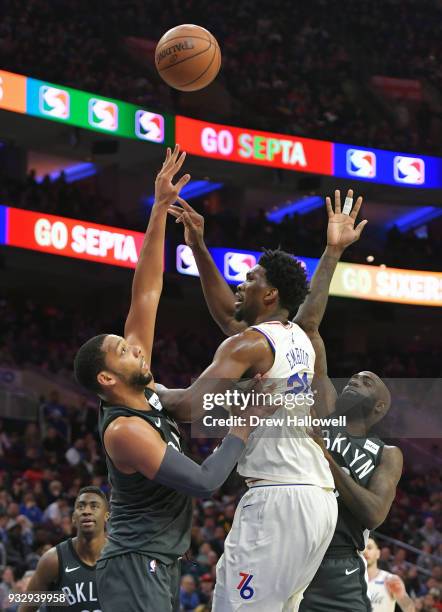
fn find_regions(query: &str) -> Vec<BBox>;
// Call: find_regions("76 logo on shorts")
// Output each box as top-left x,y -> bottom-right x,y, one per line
237,572 -> 254,600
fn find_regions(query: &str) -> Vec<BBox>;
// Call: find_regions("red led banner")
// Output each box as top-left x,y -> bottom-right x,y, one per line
175,116 -> 333,175
7,208 -> 146,268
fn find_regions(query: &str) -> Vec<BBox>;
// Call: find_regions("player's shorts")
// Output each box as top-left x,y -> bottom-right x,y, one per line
212,483 -> 338,612
96,552 -> 180,612
299,552 -> 370,612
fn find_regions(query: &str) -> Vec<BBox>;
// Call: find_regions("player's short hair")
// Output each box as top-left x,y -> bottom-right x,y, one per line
258,249 -> 309,316
369,535 -> 380,548
76,486 -> 109,509
73,334 -> 108,394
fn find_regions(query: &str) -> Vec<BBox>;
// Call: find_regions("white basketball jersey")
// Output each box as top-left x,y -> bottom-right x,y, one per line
368,570 -> 396,612
237,321 -> 334,488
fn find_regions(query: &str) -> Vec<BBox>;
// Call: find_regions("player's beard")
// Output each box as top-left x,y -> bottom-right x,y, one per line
335,390 -> 376,420
127,369 -> 153,389
234,304 -> 244,322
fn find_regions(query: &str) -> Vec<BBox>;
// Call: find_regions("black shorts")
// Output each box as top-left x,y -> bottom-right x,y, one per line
299,554 -> 371,612
96,553 -> 181,612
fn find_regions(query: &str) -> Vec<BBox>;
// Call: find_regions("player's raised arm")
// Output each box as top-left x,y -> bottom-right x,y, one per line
294,189 -> 367,415
124,145 -> 190,369
168,199 -> 247,336
18,548 -> 59,612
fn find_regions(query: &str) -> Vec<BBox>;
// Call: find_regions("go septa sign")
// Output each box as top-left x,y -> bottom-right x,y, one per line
4,206 -> 146,268
175,116 -> 333,175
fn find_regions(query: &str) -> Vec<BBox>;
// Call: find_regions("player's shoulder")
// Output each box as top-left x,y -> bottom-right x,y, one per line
218,326 -> 271,353
381,445 -> 403,463
36,545 -> 59,576
106,414 -> 158,437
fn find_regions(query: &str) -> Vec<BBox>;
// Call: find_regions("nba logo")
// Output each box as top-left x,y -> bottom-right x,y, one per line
149,560 -> 156,573
39,86 -> 70,119
393,156 -> 425,185
135,111 -> 164,143
224,253 -> 256,282
88,99 -> 118,131
346,149 -> 376,178
176,245 -> 199,277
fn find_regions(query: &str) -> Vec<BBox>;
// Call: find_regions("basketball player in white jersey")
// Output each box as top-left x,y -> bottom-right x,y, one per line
365,538 -> 415,612
161,194 -> 363,610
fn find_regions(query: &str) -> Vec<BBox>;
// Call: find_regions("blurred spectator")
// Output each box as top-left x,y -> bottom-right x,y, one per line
420,518 -> 442,549
180,574 -> 201,611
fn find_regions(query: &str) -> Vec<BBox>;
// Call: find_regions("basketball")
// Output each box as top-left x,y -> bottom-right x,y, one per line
155,24 -> 221,92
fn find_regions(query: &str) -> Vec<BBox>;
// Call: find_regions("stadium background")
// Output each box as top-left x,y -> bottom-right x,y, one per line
0,0 -> 441,610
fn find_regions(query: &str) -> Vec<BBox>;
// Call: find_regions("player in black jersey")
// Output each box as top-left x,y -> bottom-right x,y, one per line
293,191 -> 403,612
18,486 -> 108,612
73,146 -> 268,612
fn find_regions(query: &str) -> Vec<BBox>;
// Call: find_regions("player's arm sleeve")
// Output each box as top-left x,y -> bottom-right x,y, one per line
18,548 -> 59,612
155,434 -> 245,498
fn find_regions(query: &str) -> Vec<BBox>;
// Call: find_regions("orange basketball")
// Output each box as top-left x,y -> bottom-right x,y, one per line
155,24 -> 221,92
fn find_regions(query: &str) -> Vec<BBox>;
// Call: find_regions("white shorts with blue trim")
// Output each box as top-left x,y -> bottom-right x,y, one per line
212,483 -> 338,612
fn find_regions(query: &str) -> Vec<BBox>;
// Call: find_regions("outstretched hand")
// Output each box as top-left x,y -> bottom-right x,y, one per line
168,198 -> 205,249
154,144 -> 191,208
326,189 -> 367,252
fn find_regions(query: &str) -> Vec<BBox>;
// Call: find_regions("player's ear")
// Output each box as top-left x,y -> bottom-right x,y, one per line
263,287 -> 278,306
374,400 -> 386,415
104,511 -> 110,523
97,371 -> 116,388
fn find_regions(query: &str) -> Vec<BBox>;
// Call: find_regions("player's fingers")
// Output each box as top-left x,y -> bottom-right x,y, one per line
172,151 -> 186,175
181,211 -> 194,228
176,196 -> 196,214
167,207 -> 181,219
355,219 -> 368,236
342,189 -> 354,215
174,173 -> 191,192
168,204 -> 184,213
164,144 -> 179,172
160,147 -> 171,170
325,196 -> 333,217
350,195 -> 363,219
334,189 -> 341,214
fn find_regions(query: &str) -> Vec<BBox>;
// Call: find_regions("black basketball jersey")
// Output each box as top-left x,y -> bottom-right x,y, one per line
98,387 -> 192,564
322,419 -> 385,553
52,538 -> 101,611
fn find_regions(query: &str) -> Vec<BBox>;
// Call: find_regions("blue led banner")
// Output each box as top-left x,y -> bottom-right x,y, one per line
333,143 -> 442,189
176,244 -> 319,283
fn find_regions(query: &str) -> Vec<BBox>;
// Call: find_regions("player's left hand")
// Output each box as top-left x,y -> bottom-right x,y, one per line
326,189 -> 367,251
154,144 -> 191,208
167,198 -> 205,249
385,575 -> 406,599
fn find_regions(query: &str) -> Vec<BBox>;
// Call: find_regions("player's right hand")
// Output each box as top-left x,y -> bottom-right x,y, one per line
167,198 -> 205,249
326,188 -> 367,252
154,144 -> 191,208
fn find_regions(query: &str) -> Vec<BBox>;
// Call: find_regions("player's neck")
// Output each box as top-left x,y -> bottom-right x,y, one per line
253,310 -> 289,326
73,533 -> 106,566
110,388 -> 152,411
368,564 -> 380,581
345,418 -> 368,437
